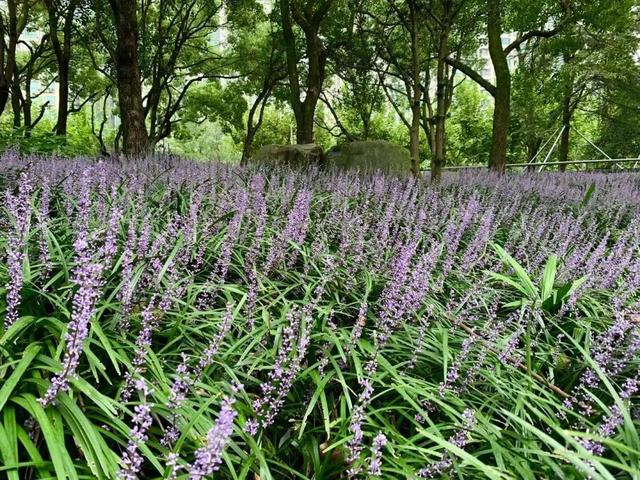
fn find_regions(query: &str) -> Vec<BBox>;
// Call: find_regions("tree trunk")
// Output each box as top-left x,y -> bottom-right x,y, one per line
431,30 -> 450,183
280,0 -> 330,145
408,1 -> 421,177
22,68 -> 32,134
280,0 -> 303,143
298,101 -> 316,144
44,0 -> 76,136
294,35 -> 323,143
109,0 -> 150,156
56,61 -> 70,135
558,80 -> 572,171
11,66 -> 21,128
241,85 -> 272,165
487,0 -> 510,173
0,25 -> 8,115
3,0 -> 20,121
490,81 -> 510,173
409,102 -> 421,177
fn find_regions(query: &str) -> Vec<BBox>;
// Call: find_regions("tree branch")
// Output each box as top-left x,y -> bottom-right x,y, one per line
504,28 -> 559,54
445,57 -> 497,97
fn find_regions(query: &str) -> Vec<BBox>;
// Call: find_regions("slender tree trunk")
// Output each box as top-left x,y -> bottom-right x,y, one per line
11,67 -> 21,128
0,24 -> 8,115
558,80 -> 572,171
22,67 -> 32,134
280,0 -> 330,145
420,74 -> 435,160
297,27 -> 326,144
408,1 -> 421,177
487,0 -> 510,173
242,128 -> 258,165
109,0 -> 150,156
241,85 -> 272,165
431,29 -> 450,183
44,0 -> 76,136
56,61 -> 70,134
4,0 -> 20,122
363,116 -> 371,139
409,102 -> 421,177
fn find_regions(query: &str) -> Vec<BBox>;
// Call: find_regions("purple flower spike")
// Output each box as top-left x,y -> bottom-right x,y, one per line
368,432 -> 387,476
39,236 -> 104,406
188,396 -> 237,480
118,378 -> 154,480
4,172 -> 34,328
417,409 -> 476,478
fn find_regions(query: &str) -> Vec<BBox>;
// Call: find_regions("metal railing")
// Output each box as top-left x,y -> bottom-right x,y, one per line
439,157 -> 640,171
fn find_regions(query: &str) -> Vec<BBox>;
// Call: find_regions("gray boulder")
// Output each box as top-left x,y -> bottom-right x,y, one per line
252,143 -> 325,168
326,140 -> 411,174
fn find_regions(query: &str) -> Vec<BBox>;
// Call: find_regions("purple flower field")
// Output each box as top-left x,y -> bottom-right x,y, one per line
1,152 -> 639,479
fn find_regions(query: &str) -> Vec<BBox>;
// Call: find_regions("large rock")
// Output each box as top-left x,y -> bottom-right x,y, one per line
252,143 -> 325,168
326,140 -> 411,174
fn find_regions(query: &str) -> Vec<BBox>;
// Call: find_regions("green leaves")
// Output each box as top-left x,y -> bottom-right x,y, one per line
581,182 -> 597,208
0,343 -> 41,412
489,244 -> 587,313
13,394 -> 80,480
492,244 -> 538,300
540,254 -> 557,302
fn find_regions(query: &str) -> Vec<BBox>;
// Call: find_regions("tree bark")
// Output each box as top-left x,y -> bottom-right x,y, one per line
56,59 -> 70,135
241,83 -> 273,165
558,79 -> 572,171
44,0 -> 77,136
108,0 -> 150,156
409,103 -> 421,177
279,0 -> 331,145
487,0 -> 510,173
11,65 -> 21,128
408,0 -> 421,177
431,28 -> 450,183
0,20 -> 8,115
1,0 -> 20,119
22,63 -> 32,133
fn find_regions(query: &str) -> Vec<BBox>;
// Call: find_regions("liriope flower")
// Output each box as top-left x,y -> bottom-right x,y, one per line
247,306 -> 312,432
121,298 -> 159,403
368,432 -> 387,476
162,304 -> 234,448
417,409 -> 477,478
118,378 -> 154,480
188,395 -> 238,480
4,172 -> 34,328
39,235 -> 104,406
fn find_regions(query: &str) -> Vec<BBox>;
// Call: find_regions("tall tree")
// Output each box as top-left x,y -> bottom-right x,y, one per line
319,6 -> 382,142
554,0 -> 638,168
279,0 -> 334,144
107,0 -> 150,155
372,0 -> 475,179
0,0 -> 31,117
43,0 -> 78,136
448,0 -> 570,172
14,30 -> 53,133
139,0 -> 225,146
423,0 -> 473,181
374,0 -> 430,177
